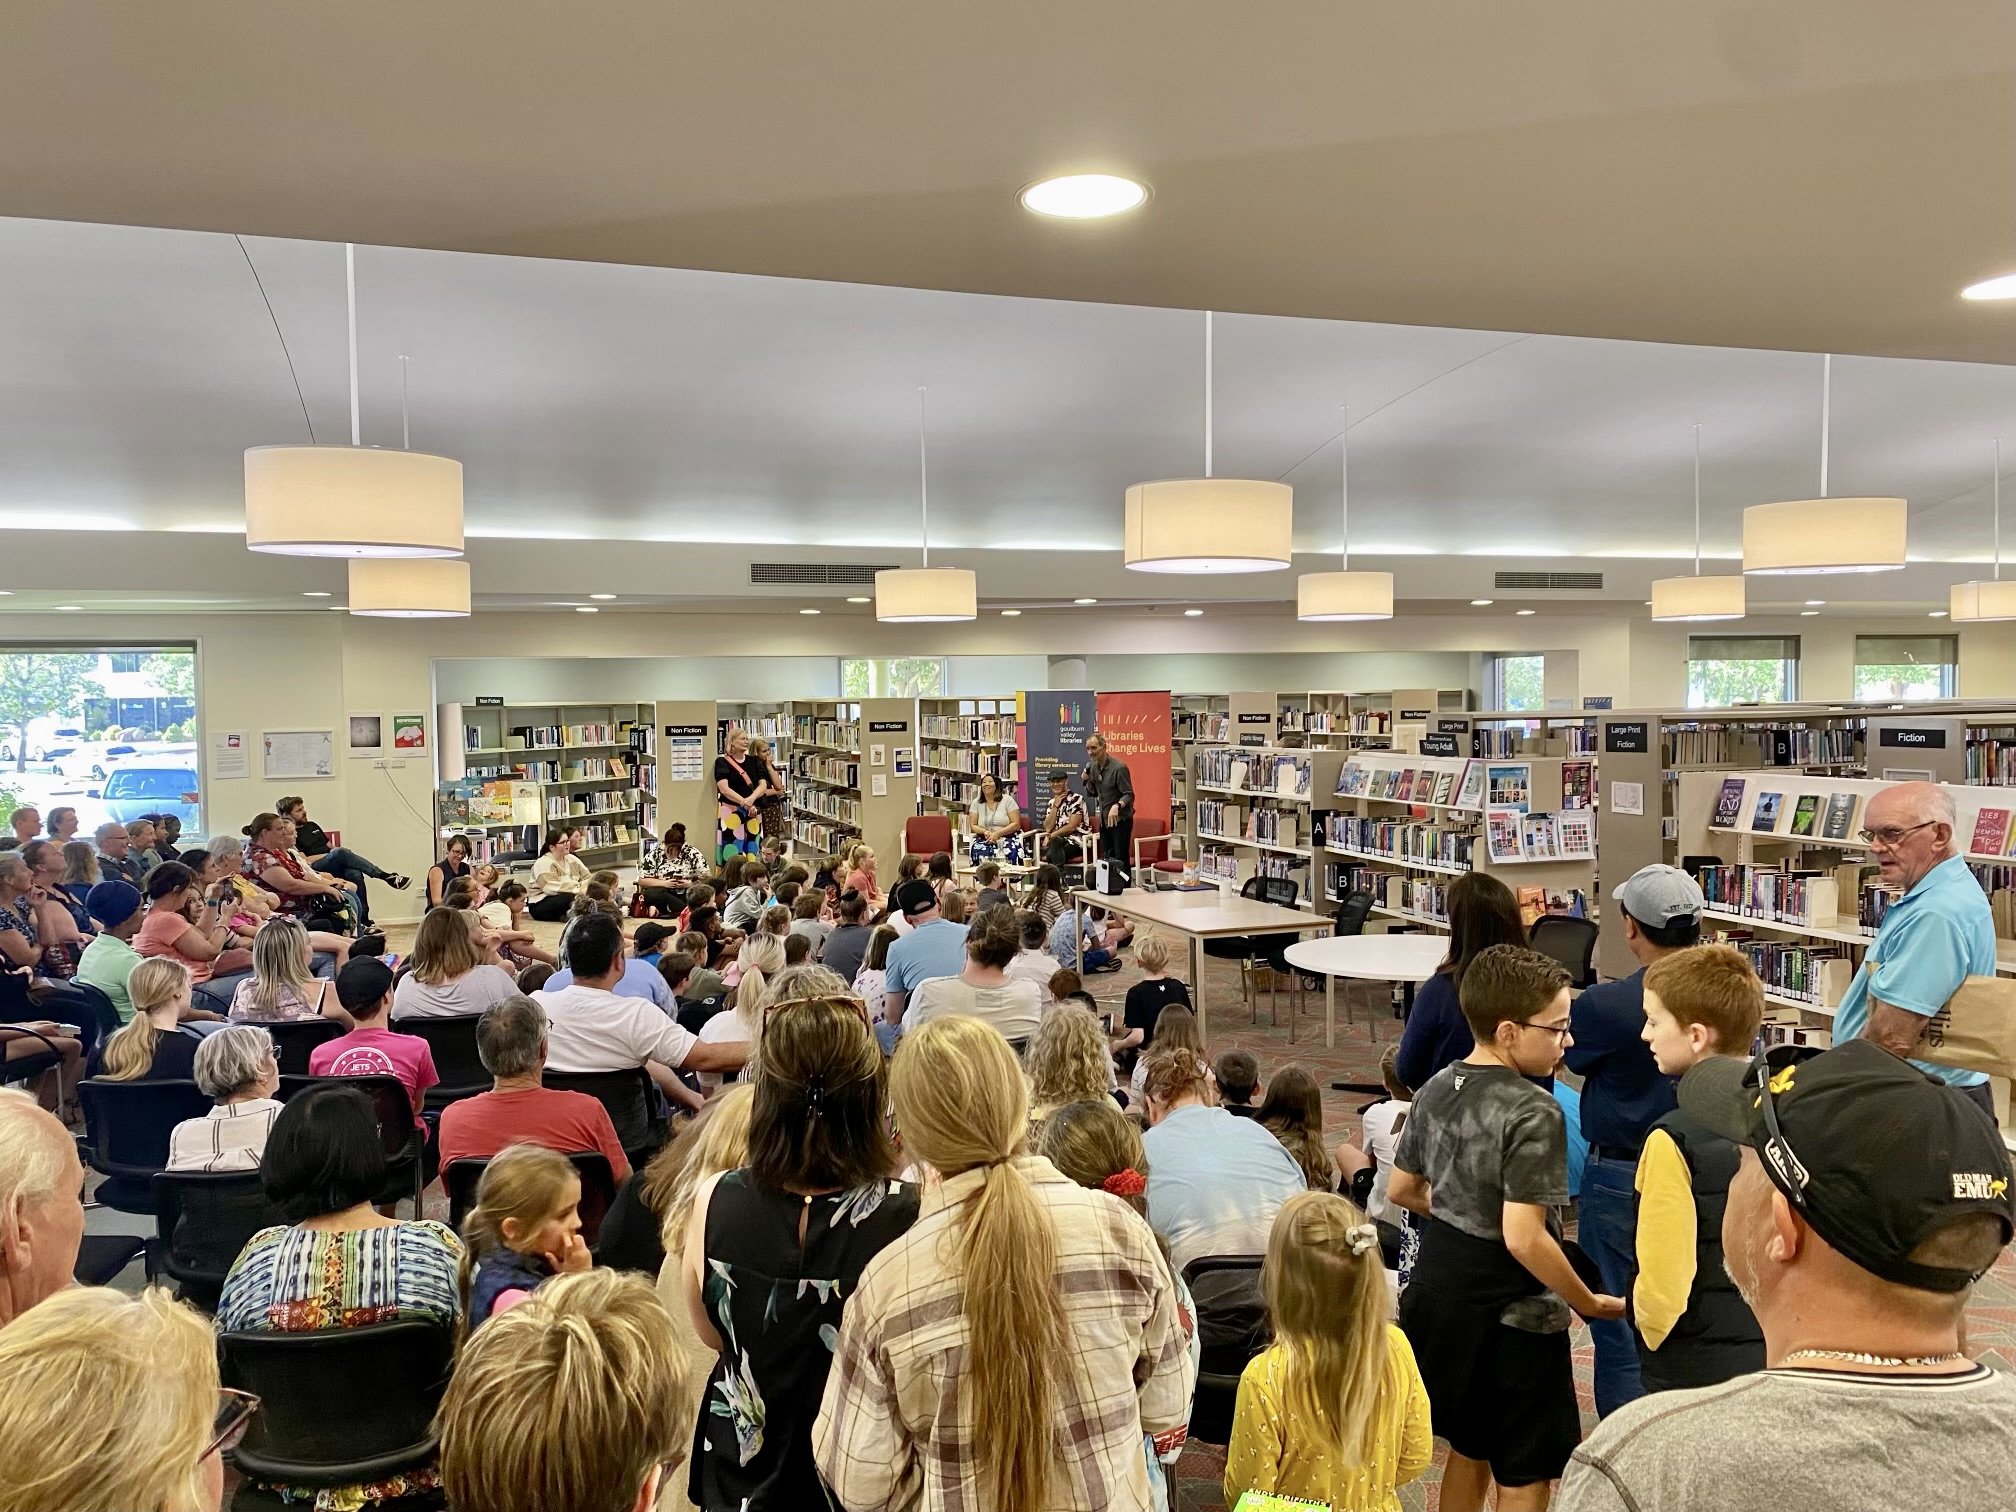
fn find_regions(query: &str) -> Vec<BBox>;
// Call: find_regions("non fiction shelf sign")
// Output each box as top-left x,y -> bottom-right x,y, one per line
1418,732 -> 1461,757
474,696 -> 504,707
663,724 -> 707,739
1399,708 -> 1433,722
1237,712 -> 1271,725
1604,721 -> 1650,754
1879,727 -> 1947,749
868,720 -> 908,733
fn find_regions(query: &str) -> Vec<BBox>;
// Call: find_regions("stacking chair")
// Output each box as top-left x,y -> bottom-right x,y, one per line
77,1078 -> 211,1216
443,1151 -> 617,1242
152,1169 -> 284,1314
542,1066 -> 666,1170
1529,914 -> 1601,990
393,1015 -> 489,1112
1181,1254 -> 1270,1444
276,1074 -> 427,1215
262,1018 -> 342,1076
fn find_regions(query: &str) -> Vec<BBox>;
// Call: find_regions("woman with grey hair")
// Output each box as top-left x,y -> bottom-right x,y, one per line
166,1023 -> 283,1172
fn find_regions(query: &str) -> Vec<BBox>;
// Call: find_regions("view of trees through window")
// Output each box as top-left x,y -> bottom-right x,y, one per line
1851,635 -> 1957,702
1489,654 -> 1545,711
840,657 -> 946,698
0,646 -> 201,836
1686,636 -> 1799,708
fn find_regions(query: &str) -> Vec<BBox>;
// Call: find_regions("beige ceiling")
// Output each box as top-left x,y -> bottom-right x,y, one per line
7,3 -> 2016,362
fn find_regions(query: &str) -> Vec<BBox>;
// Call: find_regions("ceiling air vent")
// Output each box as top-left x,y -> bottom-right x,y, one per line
1493,571 -> 1603,591
749,562 -> 898,587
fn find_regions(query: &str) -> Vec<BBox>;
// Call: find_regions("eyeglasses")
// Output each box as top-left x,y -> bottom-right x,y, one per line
1856,820 -> 1938,848
201,1389 -> 260,1462
1520,1019 -> 1573,1040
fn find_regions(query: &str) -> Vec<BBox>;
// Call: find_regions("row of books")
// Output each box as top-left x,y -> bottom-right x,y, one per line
1711,779 -> 1863,840
790,754 -> 859,789
440,825 -> 539,865
1198,799 -> 1304,849
1336,761 -> 1482,809
1513,884 -> 1590,924
568,818 -> 637,852
791,717 -> 860,753
1197,845 -> 1241,887
1693,863 -> 1847,928
724,713 -> 791,743
920,743 -> 1014,778
793,817 -> 856,853
789,783 -> 861,827
544,792 -> 639,821
918,772 -> 987,808
506,722 -> 632,750
1195,749 -> 1312,795
1483,808 -> 1595,864
1175,711 -> 1232,743
919,714 -> 1016,746
1965,735 -> 2016,787
1325,865 -> 1453,924
1708,931 -> 1854,1009
1322,816 -> 1475,871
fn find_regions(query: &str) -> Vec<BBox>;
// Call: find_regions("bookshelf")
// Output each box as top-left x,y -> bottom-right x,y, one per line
1188,744 -> 1320,903
917,696 -> 1019,840
1317,749 -> 1598,935
787,700 -> 863,857
443,700 -> 656,868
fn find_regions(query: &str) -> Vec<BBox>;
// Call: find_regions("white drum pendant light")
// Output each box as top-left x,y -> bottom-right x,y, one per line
1297,405 -> 1392,620
245,245 -> 465,558
1951,439 -> 2016,621
1126,311 -> 1293,573
1652,426 -> 1745,621
876,387 -> 976,622
1743,355 -> 1906,574
347,557 -> 471,617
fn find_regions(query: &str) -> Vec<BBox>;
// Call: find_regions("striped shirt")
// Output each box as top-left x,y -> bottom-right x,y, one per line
166,1098 -> 284,1173
813,1155 -> 1194,1512
216,1219 -> 463,1335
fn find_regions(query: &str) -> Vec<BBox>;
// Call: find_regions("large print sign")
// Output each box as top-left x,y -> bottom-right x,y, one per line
1094,690 -> 1173,834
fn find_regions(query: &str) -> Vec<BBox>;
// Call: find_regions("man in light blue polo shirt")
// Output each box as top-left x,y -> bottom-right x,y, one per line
1832,781 -> 1995,1119
880,878 -> 969,1029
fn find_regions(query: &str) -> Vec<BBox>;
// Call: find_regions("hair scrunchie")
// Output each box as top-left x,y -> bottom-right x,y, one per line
1101,1169 -> 1147,1198
1345,1222 -> 1379,1258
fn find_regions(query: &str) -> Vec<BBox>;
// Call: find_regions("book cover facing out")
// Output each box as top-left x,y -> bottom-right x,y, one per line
1751,791 -> 1784,833
1972,807 -> 2012,858
1788,794 -> 1820,838
1712,777 -> 1746,829
1821,792 -> 1858,841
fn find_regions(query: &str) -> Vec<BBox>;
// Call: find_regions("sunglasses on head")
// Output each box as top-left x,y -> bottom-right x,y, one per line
763,993 -> 872,1029
1749,1046 -> 1811,1208
202,1388 -> 259,1462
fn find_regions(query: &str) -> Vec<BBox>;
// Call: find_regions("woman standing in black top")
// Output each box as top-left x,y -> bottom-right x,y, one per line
714,728 -> 769,865
680,994 -> 918,1509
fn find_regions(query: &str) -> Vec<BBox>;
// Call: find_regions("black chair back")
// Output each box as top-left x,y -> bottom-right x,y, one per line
78,1078 -> 212,1211
152,1170 -> 284,1314
393,1015 -> 489,1111
1333,890 -> 1374,937
1257,875 -> 1299,909
263,1017 -> 343,1076
443,1151 -> 617,1243
1181,1254 -> 1270,1444
542,1067 -> 661,1160
1529,914 -> 1601,990
220,1320 -> 455,1488
0,1023 -> 62,1087
277,1074 -> 425,1211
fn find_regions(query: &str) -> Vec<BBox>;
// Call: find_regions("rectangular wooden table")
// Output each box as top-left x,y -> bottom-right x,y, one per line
1069,886 -> 1334,1042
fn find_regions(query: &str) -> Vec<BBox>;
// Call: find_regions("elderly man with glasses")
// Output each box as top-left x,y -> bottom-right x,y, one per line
1832,781 -> 1996,1120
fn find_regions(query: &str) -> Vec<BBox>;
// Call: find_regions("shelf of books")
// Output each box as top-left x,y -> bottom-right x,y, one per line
449,700 -> 655,866
916,696 -> 1019,840
787,700 -> 863,855
1456,709 -> 1601,758
1319,749 -> 1597,934
1187,745 -> 1320,903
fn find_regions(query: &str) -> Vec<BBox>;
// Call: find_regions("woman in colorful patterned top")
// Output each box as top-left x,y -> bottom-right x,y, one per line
218,1082 -> 462,1511
640,822 -> 711,915
243,811 -> 358,935
681,994 -> 918,1510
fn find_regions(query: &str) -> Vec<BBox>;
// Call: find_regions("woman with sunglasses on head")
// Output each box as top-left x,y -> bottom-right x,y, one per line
680,994 -> 918,1510
0,1284 -> 247,1512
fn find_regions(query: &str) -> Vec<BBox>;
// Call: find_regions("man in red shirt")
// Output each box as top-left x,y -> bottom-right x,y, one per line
436,994 -> 630,1181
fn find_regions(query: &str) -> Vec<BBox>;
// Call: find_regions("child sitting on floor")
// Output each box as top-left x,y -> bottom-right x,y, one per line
1214,1048 -> 1262,1117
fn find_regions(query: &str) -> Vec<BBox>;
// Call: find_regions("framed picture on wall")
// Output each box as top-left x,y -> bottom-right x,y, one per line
347,712 -> 384,760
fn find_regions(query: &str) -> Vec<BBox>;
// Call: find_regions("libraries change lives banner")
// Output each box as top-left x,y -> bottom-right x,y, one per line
1093,690 -> 1173,834
1020,689 -> 1094,814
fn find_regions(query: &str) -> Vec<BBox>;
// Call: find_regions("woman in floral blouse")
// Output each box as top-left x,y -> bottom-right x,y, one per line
640,822 -> 711,916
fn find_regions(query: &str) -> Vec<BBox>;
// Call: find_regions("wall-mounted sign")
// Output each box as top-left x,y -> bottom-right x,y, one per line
1437,718 -> 1471,734
1604,721 -> 1650,754
1238,733 -> 1268,747
1878,727 -> 1947,749
663,724 -> 707,739
1399,708 -> 1433,722
868,720 -> 908,733
1237,712 -> 1271,725
474,696 -> 504,707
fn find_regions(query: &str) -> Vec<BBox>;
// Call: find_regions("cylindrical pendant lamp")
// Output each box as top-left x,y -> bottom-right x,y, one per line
1124,479 -> 1294,573
1742,497 -> 1907,574
247,446 -> 465,558
347,557 -> 471,617
1297,569 -> 1395,621
873,566 -> 978,622
1650,574 -> 1746,621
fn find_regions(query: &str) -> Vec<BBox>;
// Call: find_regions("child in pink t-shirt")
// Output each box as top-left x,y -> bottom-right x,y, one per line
308,957 -> 438,1122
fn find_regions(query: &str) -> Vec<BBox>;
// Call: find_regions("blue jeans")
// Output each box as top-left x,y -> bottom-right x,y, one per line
1580,1152 -> 1646,1417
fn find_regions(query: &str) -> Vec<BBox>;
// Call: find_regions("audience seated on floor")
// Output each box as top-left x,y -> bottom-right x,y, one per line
1258,1064 -> 1339,1191
0,1089 -> 85,1326
904,906 -> 1042,1044
167,1024 -> 282,1173
437,994 -> 631,1182
1025,999 -> 1118,1119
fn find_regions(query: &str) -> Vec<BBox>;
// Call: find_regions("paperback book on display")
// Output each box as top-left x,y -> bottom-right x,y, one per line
1711,777 -> 1747,830
1750,791 -> 1784,833
1788,794 -> 1820,838
1335,763 -> 1369,797
1821,792 -> 1859,842
1561,760 -> 1595,811
1972,807 -> 2013,858
1431,769 -> 1457,806
1486,806 -> 1525,864
1453,761 -> 1487,811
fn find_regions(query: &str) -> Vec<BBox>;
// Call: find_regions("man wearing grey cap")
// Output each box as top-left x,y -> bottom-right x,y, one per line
1564,862 -> 1704,1417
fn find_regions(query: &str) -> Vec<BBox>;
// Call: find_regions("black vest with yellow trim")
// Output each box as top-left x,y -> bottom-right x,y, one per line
1631,1105 -> 1766,1392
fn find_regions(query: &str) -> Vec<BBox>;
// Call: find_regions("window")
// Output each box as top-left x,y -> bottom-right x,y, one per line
1686,635 -> 1799,708
0,646 -> 202,839
840,657 -> 946,698
1484,654 -> 1544,712
1853,635 -> 1957,702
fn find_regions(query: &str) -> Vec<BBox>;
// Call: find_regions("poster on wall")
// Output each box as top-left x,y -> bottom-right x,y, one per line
346,712 -> 384,760
391,714 -> 427,752
1020,688 -> 1094,813
263,730 -> 335,780
1092,690 -> 1174,835
209,730 -> 250,782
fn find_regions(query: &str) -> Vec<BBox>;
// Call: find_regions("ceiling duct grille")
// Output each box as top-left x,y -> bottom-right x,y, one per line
1493,570 -> 1604,591
750,562 -> 898,586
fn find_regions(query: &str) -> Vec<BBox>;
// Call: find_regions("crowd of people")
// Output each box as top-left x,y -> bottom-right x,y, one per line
0,773 -> 2012,1512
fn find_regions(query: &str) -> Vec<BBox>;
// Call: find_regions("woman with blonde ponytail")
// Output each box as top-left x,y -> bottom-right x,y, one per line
92,956 -> 204,1082
815,1015 -> 1193,1512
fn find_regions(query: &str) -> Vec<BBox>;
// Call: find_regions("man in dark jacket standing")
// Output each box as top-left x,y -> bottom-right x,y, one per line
1081,733 -> 1134,875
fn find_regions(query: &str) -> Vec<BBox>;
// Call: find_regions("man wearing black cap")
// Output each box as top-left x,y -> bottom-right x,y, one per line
1556,1039 -> 2016,1510
878,877 -> 968,1037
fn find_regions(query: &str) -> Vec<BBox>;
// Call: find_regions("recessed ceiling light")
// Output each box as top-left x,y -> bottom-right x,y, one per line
1000,609 -> 1022,617
1962,272 -> 2016,301
1020,174 -> 1147,219
1930,610 -> 1949,618
1470,599 -> 1493,606
329,604 -> 348,611
589,593 -> 617,601
1801,610 -> 1820,617
846,596 -> 871,604
0,591 -> 11,596
1804,599 -> 1826,606
800,608 -> 821,616
54,605 -> 82,612
302,591 -> 332,598
1074,597 -> 1098,605
1515,608 -> 1536,616
1183,608 -> 1204,617
575,606 -> 599,614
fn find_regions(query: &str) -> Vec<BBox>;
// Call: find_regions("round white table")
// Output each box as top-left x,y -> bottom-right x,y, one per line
1285,932 -> 1448,1055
